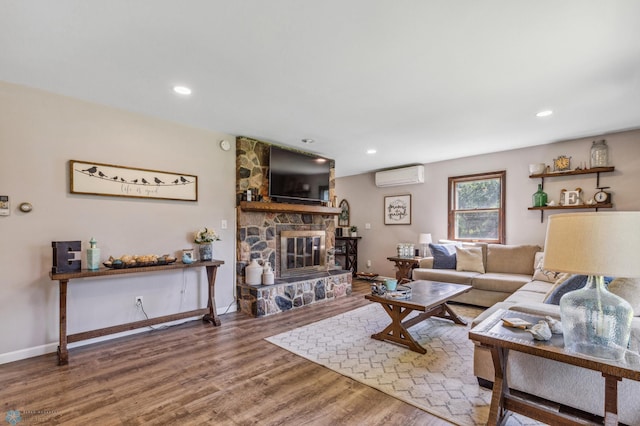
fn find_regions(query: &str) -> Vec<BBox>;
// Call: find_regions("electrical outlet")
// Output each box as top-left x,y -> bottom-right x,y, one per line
366,260 -> 372,268
135,296 -> 143,307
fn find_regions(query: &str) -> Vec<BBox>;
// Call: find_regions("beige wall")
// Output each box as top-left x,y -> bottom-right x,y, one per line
0,82 -> 237,362
336,131 -> 640,278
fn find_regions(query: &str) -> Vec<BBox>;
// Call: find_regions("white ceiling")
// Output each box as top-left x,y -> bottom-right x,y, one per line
2,1 -> 639,177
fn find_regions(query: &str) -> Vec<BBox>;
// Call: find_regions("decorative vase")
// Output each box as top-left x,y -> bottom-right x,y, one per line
86,237 -> 100,271
532,184 -> 548,207
198,243 -> 213,261
590,140 -> 608,168
559,275 -> 633,360
245,259 -> 262,285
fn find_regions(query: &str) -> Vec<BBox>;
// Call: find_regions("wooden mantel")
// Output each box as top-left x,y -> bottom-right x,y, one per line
239,201 -> 341,215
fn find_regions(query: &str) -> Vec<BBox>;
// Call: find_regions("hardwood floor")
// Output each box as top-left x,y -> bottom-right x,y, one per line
0,280 -> 453,425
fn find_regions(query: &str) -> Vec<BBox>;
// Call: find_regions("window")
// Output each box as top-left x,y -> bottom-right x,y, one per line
448,171 -> 505,243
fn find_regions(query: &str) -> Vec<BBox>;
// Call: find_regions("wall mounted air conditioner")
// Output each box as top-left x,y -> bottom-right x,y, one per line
375,165 -> 425,187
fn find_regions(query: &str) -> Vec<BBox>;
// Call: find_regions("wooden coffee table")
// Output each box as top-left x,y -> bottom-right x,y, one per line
365,280 -> 471,354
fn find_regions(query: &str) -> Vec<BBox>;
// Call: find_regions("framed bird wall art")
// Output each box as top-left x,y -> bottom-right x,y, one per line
69,160 -> 198,201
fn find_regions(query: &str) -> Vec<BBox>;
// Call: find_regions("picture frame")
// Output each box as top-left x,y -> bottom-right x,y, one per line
69,160 -> 198,201
338,199 -> 350,227
384,194 -> 411,225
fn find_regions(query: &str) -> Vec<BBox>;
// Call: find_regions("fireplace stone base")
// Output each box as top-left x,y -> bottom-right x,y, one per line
237,270 -> 352,317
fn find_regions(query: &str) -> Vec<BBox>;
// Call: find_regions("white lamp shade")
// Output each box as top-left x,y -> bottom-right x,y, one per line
418,233 -> 432,245
543,212 -> 640,277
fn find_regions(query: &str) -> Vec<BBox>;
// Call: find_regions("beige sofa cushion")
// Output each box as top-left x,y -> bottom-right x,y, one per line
608,277 -> 640,316
486,244 -> 541,275
471,273 -> 531,293
412,268 -> 480,285
456,246 -> 485,273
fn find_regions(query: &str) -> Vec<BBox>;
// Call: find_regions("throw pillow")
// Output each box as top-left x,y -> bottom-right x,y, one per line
429,243 -> 457,269
456,246 -> 485,273
608,278 -> 640,317
544,275 -> 589,305
532,252 -> 570,283
544,275 -> 615,305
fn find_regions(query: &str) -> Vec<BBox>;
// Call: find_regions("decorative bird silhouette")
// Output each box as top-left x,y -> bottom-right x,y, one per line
132,179 -> 138,184
98,171 -> 108,178
120,177 -> 126,182
112,176 -> 119,180
154,177 -> 164,185
172,179 -> 179,184
82,166 -> 97,175
180,176 -> 189,183
141,178 -> 149,184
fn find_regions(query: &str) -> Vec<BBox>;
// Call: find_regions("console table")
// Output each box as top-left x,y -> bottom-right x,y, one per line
49,260 -> 224,365
469,309 -> 640,425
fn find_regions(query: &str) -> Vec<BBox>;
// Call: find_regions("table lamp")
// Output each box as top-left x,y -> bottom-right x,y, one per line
543,212 -> 640,361
418,233 -> 432,257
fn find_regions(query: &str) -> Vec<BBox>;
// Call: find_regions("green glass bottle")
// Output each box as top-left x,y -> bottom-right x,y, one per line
533,184 -> 547,207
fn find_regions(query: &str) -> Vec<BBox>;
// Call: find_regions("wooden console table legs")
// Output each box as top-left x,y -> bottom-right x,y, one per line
58,279 -> 69,365
202,264 -> 221,326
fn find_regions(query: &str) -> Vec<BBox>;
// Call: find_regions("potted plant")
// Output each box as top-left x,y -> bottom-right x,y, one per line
350,225 -> 358,237
194,227 -> 221,261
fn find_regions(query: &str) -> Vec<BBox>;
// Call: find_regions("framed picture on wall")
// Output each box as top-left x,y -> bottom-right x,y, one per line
69,160 -> 198,201
384,194 -> 411,225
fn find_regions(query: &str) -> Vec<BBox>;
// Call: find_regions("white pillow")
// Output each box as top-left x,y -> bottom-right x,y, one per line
532,252 -> 570,283
608,277 -> 640,317
456,246 -> 485,273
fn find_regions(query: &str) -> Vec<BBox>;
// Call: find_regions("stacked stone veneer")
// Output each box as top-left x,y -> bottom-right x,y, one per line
236,136 -> 345,317
237,272 -> 352,317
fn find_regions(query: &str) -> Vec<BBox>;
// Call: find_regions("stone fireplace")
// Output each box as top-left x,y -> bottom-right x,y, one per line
235,136 -> 352,318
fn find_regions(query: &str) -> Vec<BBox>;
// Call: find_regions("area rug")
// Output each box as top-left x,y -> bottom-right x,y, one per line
266,304 -> 545,426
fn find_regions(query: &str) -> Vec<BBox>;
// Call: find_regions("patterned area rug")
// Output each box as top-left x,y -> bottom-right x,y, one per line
266,303 -> 545,426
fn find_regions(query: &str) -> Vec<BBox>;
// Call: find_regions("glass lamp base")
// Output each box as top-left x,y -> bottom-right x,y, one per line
559,275 -> 633,361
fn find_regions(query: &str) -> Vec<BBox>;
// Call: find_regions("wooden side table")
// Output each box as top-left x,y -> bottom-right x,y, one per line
49,260 -> 224,365
469,309 -> 640,425
386,256 -> 424,280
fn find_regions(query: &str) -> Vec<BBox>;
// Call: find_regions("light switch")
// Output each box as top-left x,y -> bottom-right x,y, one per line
365,223 -> 371,229
221,219 -> 228,230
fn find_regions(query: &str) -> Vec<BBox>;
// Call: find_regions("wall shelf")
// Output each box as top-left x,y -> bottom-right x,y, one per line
528,166 -> 615,222
239,201 -> 341,215
528,204 -> 612,211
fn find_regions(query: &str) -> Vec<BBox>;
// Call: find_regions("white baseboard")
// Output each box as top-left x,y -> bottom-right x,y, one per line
0,304 -> 236,365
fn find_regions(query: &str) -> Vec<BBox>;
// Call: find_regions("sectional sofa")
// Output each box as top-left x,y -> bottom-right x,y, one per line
411,242 -> 640,425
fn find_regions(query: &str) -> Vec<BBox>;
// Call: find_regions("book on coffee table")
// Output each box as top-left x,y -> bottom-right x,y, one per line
501,317 -> 532,329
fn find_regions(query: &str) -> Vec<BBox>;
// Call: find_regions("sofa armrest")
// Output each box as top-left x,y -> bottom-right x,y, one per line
418,257 -> 434,268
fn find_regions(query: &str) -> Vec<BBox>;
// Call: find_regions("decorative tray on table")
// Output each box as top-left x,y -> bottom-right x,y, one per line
384,285 -> 412,300
103,254 -> 177,269
356,272 -> 379,281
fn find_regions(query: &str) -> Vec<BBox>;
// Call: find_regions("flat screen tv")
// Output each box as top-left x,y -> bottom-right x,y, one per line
269,146 -> 331,204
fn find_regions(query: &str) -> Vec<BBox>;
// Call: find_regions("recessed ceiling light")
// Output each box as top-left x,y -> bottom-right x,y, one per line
536,110 -> 553,117
367,149 -> 377,154
301,138 -> 314,144
173,86 -> 192,95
